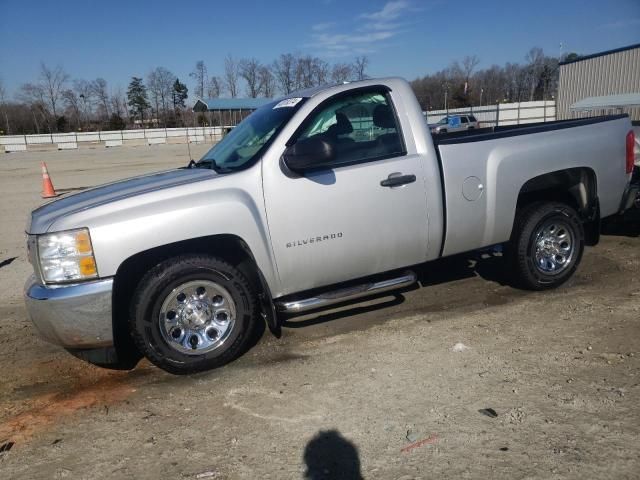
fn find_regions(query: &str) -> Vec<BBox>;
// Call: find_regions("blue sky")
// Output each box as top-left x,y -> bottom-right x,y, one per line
1,0 -> 639,98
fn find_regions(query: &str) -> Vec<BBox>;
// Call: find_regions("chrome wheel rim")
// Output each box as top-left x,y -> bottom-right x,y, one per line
533,220 -> 575,275
158,280 -> 236,355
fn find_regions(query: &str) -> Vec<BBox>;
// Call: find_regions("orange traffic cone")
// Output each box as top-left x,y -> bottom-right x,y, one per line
41,162 -> 58,198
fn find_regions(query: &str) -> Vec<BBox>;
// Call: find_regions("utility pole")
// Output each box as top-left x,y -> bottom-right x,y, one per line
444,82 -> 449,117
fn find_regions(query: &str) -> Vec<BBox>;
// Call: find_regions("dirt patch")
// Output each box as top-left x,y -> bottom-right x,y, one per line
0,372 -> 140,446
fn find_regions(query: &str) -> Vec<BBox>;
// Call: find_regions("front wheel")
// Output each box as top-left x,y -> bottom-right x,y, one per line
507,202 -> 585,290
129,255 -> 258,374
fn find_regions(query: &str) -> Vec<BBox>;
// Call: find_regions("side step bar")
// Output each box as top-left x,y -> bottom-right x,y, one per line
275,271 -> 417,314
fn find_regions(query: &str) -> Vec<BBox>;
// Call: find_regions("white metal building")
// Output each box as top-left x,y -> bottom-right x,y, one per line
557,43 -> 640,121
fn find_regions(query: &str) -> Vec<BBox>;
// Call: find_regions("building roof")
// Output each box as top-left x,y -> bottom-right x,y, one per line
559,43 -> 640,66
570,93 -> 640,111
193,97 -> 274,112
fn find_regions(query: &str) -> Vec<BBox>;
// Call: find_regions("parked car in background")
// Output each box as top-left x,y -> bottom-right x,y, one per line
429,114 -> 478,134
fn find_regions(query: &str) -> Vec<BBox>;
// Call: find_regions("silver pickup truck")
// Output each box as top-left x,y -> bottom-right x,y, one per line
24,78 -> 638,374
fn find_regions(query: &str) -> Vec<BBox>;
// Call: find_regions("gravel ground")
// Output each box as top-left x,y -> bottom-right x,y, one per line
0,145 -> 639,479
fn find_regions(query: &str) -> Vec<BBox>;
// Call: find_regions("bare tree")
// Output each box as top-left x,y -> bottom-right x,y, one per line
296,55 -> 315,89
353,56 -> 369,81
272,53 -> 297,94
525,47 -> 545,101
190,61 -> 207,99
224,55 -> 240,98
313,58 -> 330,86
62,89 -> 82,130
331,63 -> 353,83
39,63 -> 69,120
0,78 -> 10,134
18,83 -> 49,132
503,62 -> 528,102
90,78 -> 110,120
207,76 -> 223,98
462,55 -> 480,81
409,47 -> 564,111
157,68 -> 176,115
72,79 -> 93,128
147,67 -> 176,126
258,66 -> 276,97
110,86 -> 128,119
239,58 -> 262,98
147,71 -> 161,126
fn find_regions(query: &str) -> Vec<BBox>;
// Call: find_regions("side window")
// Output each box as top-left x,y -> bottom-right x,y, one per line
460,116 -> 468,124
296,91 -> 405,167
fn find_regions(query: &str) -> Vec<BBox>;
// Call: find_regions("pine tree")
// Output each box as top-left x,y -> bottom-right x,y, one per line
172,78 -> 188,111
127,77 -> 149,125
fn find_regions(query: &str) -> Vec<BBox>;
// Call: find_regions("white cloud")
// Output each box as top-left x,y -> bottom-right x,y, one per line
360,0 -> 410,22
312,22 -> 336,32
309,1 -> 414,56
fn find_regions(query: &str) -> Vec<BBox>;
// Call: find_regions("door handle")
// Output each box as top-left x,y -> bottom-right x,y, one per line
380,173 -> 416,187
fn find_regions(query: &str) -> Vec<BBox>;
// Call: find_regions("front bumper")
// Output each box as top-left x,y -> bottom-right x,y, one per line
24,276 -> 114,348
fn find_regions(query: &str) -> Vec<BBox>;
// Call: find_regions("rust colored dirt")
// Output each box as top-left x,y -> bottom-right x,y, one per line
0,372 -> 137,446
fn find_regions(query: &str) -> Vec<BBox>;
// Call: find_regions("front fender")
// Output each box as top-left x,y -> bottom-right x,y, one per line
49,168 -> 281,295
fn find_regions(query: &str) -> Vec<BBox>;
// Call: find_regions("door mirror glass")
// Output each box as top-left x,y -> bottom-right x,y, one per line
283,136 -> 335,172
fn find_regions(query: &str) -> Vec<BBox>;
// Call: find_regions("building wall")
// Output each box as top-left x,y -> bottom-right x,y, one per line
557,46 -> 640,121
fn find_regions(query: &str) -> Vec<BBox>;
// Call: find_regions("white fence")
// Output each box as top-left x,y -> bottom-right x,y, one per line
426,100 -> 556,126
0,126 -> 229,147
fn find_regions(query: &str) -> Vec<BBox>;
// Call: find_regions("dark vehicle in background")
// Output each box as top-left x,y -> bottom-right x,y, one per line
429,114 -> 479,134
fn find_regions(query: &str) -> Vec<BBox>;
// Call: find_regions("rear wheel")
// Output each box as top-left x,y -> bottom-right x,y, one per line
129,255 -> 258,374
508,202 -> 584,290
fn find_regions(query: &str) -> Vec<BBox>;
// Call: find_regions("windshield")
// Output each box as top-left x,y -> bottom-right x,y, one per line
437,117 -> 449,124
196,98 -> 305,172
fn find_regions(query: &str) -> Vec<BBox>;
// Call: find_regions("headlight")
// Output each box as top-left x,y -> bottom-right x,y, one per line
37,228 -> 98,283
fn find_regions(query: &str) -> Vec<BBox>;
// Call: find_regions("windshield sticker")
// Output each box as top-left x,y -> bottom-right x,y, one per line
273,97 -> 303,109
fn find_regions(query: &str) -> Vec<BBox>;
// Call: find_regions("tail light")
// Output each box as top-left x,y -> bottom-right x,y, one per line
627,130 -> 635,174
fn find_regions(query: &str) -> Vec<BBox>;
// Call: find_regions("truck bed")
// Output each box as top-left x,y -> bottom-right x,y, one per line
432,114 -> 628,146
431,114 -> 631,258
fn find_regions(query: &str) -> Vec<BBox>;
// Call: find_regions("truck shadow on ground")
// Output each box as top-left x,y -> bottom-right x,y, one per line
416,250 -> 508,287
282,249 -> 510,331
601,213 -> 640,237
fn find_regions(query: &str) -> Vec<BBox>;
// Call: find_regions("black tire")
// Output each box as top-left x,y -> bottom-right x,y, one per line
129,254 -> 258,374
507,202 -> 584,290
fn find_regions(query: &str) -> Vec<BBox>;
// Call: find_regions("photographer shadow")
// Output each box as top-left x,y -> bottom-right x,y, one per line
303,430 -> 363,480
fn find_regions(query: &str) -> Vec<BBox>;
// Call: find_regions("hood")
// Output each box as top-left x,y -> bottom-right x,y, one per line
28,167 -> 218,234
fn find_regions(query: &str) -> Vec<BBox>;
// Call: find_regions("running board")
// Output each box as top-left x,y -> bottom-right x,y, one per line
275,271 -> 417,314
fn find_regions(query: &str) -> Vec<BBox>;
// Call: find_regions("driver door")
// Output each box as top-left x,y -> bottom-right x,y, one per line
262,88 -> 429,296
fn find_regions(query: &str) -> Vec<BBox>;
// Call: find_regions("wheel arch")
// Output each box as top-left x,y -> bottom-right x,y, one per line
112,234 -> 279,361
516,167 -> 600,245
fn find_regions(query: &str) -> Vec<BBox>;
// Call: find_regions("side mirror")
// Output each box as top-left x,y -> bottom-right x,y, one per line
283,136 -> 335,173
